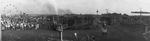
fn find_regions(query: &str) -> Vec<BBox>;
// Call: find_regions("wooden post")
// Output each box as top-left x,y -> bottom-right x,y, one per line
60,26 -> 63,41
60,31 -> 63,41
145,25 -> 149,33
58,25 -> 63,41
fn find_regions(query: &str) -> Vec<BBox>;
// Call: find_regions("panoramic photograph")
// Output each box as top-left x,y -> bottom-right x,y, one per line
0,0 -> 150,41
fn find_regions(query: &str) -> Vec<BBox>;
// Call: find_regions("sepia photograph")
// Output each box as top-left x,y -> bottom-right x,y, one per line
0,0 -> 150,41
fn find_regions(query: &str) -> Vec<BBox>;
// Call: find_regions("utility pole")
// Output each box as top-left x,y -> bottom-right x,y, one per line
140,7 -> 142,22
131,7 -> 150,24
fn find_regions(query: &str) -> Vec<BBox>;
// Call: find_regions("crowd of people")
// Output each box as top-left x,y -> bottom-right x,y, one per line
1,15 -> 40,31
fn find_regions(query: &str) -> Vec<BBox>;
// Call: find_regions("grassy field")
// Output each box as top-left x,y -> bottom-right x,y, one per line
2,23 -> 148,41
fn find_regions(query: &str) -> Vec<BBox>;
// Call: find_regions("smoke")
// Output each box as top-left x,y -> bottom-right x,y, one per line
25,0 -> 73,15
43,3 -> 57,14
58,9 -> 73,14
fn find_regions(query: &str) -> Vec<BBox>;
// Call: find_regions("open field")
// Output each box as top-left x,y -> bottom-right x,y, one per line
2,22 -> 148,41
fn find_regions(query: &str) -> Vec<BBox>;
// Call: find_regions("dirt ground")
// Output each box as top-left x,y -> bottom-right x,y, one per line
2,23 -> 148,41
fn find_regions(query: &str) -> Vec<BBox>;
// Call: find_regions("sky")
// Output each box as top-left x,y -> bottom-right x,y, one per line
0,0 -> 150,15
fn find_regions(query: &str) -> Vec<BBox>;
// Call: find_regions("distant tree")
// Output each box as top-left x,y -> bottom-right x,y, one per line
123,13 -> 128,16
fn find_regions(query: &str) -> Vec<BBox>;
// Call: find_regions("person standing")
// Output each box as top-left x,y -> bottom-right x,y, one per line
74,32 -> 78,40
101,22 -> 108,37
101,27 -> 107,37
35,24 -> 39,30
20,23 -> 24,30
